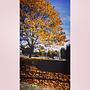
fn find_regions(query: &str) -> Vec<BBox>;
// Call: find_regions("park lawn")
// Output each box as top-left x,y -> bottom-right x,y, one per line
20,55 -> 49,60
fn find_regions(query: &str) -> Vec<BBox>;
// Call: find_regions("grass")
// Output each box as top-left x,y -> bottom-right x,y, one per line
20,55 -> 49,60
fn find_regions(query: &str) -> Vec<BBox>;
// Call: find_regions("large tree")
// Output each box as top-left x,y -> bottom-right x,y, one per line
20,0 -> 66,57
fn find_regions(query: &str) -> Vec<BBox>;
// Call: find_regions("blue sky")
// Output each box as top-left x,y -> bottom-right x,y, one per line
51,0 -> 70,40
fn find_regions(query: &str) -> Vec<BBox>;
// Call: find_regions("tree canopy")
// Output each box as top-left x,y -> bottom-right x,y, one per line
20,0 -> 66,47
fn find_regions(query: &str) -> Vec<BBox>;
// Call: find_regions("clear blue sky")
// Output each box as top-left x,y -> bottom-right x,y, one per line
51,0 -> 70,40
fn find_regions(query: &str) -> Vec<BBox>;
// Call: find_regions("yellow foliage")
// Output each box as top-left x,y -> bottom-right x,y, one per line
20,0 -> 66,46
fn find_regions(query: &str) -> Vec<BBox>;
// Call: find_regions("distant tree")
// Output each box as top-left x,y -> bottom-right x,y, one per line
38,45 -> 46,56
47,50 -> 52,58
20,0 -> 66,57
53,50 -> 59,57
66,44 -> 70,62
60,47 -> 66,59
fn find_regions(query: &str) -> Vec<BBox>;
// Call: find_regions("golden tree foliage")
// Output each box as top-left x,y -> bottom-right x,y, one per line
20,0 -> 66,46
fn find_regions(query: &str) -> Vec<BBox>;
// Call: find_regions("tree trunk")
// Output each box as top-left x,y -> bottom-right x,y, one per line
29,44 -> 34,58
26,36 -> 34,58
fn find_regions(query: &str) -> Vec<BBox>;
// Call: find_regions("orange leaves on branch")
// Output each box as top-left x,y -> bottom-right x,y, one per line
20,0 -> 66,46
